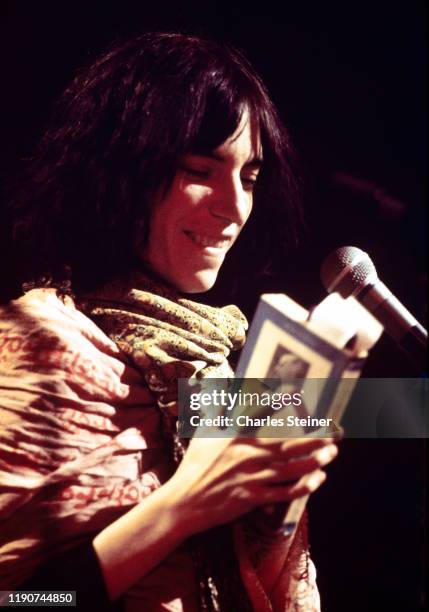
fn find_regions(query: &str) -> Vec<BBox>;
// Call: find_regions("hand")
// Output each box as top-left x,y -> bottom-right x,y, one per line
165,435 -> 339,537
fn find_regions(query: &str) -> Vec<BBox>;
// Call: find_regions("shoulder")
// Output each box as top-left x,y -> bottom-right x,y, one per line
0,289 -> 136,402
0,288 -> 120,357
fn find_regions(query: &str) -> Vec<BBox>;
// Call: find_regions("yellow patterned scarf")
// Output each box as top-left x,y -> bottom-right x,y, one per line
78,270 -> 255,610
78,269 -> 247,441
78,270 -> 318,612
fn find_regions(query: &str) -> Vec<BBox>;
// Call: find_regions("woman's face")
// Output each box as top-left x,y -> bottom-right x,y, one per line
141,110 -> 262,293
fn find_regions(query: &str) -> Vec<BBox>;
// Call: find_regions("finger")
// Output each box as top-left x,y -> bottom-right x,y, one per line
263,469 -> 327,502
240,436 -> 312,454
235,436 -> 336,467
255,444 -> 337,484
281,436 -> 338,459
247,436 -> 335,453
274,444 -> 338,481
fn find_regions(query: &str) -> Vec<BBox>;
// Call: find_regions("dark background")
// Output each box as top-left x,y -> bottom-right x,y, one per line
1,2 -> 426,610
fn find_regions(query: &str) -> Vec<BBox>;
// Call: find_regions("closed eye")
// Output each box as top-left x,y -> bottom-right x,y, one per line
241,175 -> 258,192
180,165 -> 211,180
179,155 -> 260,191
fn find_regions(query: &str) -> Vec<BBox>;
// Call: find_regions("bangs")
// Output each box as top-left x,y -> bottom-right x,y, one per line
181,47 -> 264,154
190,88 -> 248,153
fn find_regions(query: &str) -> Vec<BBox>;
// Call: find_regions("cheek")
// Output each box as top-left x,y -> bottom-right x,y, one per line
242,198 -> 254,225
157,181 -> 206,224
181,183 -> 212,208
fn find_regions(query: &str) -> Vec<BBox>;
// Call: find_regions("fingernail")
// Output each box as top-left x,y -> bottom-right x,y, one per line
308,472 -> 325,488
318,445 -> 337,462
328,444 -> 338,458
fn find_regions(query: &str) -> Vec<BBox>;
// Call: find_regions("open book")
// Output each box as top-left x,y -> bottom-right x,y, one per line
233,292 -> 383,534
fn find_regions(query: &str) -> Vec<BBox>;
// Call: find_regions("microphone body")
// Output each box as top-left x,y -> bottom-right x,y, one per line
358,280 -> 427,365
321,246 -> 427,368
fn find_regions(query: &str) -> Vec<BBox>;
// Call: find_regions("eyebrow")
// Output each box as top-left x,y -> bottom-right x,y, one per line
190,151 -> 263,169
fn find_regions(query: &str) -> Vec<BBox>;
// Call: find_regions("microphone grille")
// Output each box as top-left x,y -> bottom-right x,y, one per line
321,246 -> 377,297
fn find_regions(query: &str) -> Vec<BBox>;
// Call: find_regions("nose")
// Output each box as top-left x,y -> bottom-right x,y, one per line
208,175 -> 251,227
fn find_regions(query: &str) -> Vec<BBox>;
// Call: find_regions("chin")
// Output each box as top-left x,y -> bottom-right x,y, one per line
174,269 -> 220,294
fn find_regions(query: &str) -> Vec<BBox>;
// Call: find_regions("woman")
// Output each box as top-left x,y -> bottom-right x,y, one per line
0,32 -> 339,610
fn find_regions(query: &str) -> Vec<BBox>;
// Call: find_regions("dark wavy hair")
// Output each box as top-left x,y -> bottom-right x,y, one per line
2,31 -> 302,300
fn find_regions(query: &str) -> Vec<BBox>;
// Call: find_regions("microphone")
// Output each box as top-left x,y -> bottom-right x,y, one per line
320,246 -> 427,367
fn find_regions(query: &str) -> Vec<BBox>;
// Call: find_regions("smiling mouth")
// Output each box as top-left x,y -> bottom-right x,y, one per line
184,230 -> 232,249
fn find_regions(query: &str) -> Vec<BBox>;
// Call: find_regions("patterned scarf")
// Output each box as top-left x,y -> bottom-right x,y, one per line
78,270 -> 247,444
79,270 -> 253,610
78,270 -> 319,612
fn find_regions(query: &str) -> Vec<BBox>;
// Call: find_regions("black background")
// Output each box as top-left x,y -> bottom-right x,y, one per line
1,2 -> 427,610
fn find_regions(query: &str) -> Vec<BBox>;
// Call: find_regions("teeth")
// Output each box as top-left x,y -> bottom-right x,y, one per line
186,232 -> 230,249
